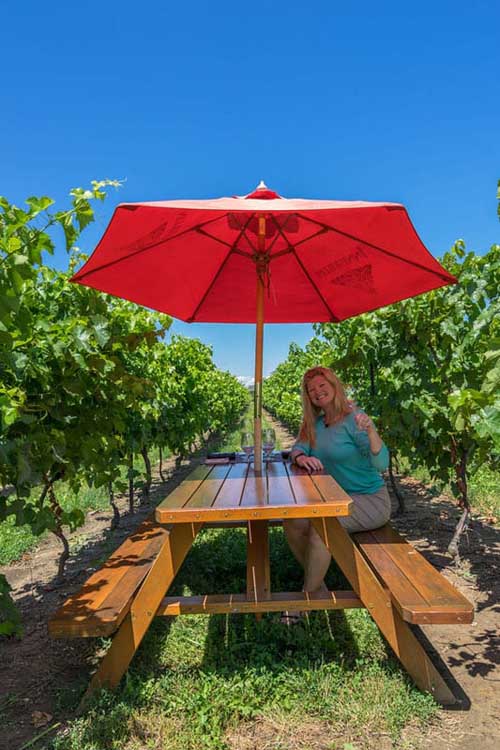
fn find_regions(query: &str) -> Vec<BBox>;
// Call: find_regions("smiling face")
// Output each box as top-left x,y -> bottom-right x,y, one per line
305,374 -> 335,409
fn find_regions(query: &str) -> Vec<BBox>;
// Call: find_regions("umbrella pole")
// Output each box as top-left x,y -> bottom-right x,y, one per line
253,216 -> 266,473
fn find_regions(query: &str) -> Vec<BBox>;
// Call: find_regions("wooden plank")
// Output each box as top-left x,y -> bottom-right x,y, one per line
155,502 -> 353,523
266,461 -> 296,507
286,467 -> 323,504
399,606 -> 474,625
240,465 -> 268,507
212,462 -> 248,510
183,464 -> 232,511
310,472 -> 352,504
363,525 -> 473,609
312,517 -> 458,706
157,590 -> 363,615
355,526 -> 474,624
49,516 -> 169,638
246,520 -> 271,604
80,522 -> 202,706
155,465 -> 212,520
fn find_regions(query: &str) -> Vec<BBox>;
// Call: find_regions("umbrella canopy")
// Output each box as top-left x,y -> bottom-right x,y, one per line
72,182 -> 457,470
73,182 -> 455,324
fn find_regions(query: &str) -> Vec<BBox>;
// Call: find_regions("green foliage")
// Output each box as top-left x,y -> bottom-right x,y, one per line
316,240 -> 500,492
263,338 -> 332,432
264,234 -> 500,509
0,184 -> 249,636
0,574 -> 22,636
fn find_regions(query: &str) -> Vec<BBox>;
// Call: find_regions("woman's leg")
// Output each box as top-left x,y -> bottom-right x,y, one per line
282,518 -> 310,567
280,486 -> 392,620
304,524 -> 332,592
281,519 -> 313,623
282,520 -> 332,600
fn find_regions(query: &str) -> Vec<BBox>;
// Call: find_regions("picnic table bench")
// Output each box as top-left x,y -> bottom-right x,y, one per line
49,459 -> 473,707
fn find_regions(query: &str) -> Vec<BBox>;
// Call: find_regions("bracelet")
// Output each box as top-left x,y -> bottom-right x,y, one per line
294,452 -> 305,465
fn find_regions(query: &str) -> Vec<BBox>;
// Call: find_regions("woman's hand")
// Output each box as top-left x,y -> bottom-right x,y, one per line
295,454 -> 324,472
354,412 -> 375,433
354,412 -> 384,455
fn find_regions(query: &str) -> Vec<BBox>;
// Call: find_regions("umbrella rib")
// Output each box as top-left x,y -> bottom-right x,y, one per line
295,213 -> 453,280
268,214 -> 341,322
232,249 -> 254,259
266,217 -> 326,258
72,213 -> 227,281
292,249 -> 342,322
195,227 -> 233,248
187,213 -> 257,321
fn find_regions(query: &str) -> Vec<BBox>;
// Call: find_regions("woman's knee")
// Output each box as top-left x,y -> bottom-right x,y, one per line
308,525 -> 329,552
283,518 -> 310,538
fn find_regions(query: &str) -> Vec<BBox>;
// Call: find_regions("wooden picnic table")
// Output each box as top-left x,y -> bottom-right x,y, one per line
50,457 -> 473,708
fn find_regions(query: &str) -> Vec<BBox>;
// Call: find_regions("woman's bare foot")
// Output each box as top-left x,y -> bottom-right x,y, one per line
279,610 -> 305,626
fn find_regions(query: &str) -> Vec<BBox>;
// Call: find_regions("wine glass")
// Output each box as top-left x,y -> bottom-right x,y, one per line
241,431 -> 254,463
262,428 -> 276,460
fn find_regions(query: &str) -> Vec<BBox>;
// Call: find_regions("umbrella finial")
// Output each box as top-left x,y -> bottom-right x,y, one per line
245,182 -> 281,200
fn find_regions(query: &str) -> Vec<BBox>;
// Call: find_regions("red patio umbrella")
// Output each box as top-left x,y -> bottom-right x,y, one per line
71,182 -> 457,470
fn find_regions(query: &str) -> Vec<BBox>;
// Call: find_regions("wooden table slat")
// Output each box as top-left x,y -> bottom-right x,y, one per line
157,465 -> 213,510
212,462 -> 248,509
286,471 -> 324,504
184,464 -> 233,510
155,462 -> 352,522
240,472 -> 268,507
310,472 -> 352,503
266,462 -> 296,507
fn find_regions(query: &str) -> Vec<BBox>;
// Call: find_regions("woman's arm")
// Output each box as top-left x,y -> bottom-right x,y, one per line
354,412 -> 389,470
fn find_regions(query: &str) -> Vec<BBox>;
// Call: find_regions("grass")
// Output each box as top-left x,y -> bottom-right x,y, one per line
399,461 -> 500,521
0,483 -> 111,566
0,445 -> 166,566
50,527 -> 437,750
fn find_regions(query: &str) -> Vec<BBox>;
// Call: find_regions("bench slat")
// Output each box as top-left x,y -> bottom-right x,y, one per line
367,525 -> 468,606
49,516 -> 170,638
354,525 -> 474,624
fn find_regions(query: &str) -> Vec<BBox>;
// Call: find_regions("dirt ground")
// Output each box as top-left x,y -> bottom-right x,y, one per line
1,418 -> 499,750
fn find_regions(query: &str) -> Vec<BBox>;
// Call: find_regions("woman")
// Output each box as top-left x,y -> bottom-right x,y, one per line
283,366 -> 391,623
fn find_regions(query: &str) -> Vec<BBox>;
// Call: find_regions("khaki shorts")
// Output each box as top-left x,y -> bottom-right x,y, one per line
338,484 -> 391,534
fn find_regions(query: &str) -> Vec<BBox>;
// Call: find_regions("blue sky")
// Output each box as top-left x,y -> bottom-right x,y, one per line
2,1 -> 499,378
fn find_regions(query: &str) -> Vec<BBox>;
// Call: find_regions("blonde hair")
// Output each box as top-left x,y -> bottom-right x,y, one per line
298,366 -> 352,448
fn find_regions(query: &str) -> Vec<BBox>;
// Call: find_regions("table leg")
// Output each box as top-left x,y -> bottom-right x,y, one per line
246,521 -> 271,619
80,522 -> 202,707
311,517 -> 457,705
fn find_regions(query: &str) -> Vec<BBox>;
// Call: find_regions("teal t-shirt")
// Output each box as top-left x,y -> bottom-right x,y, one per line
294,412 -> 389,494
